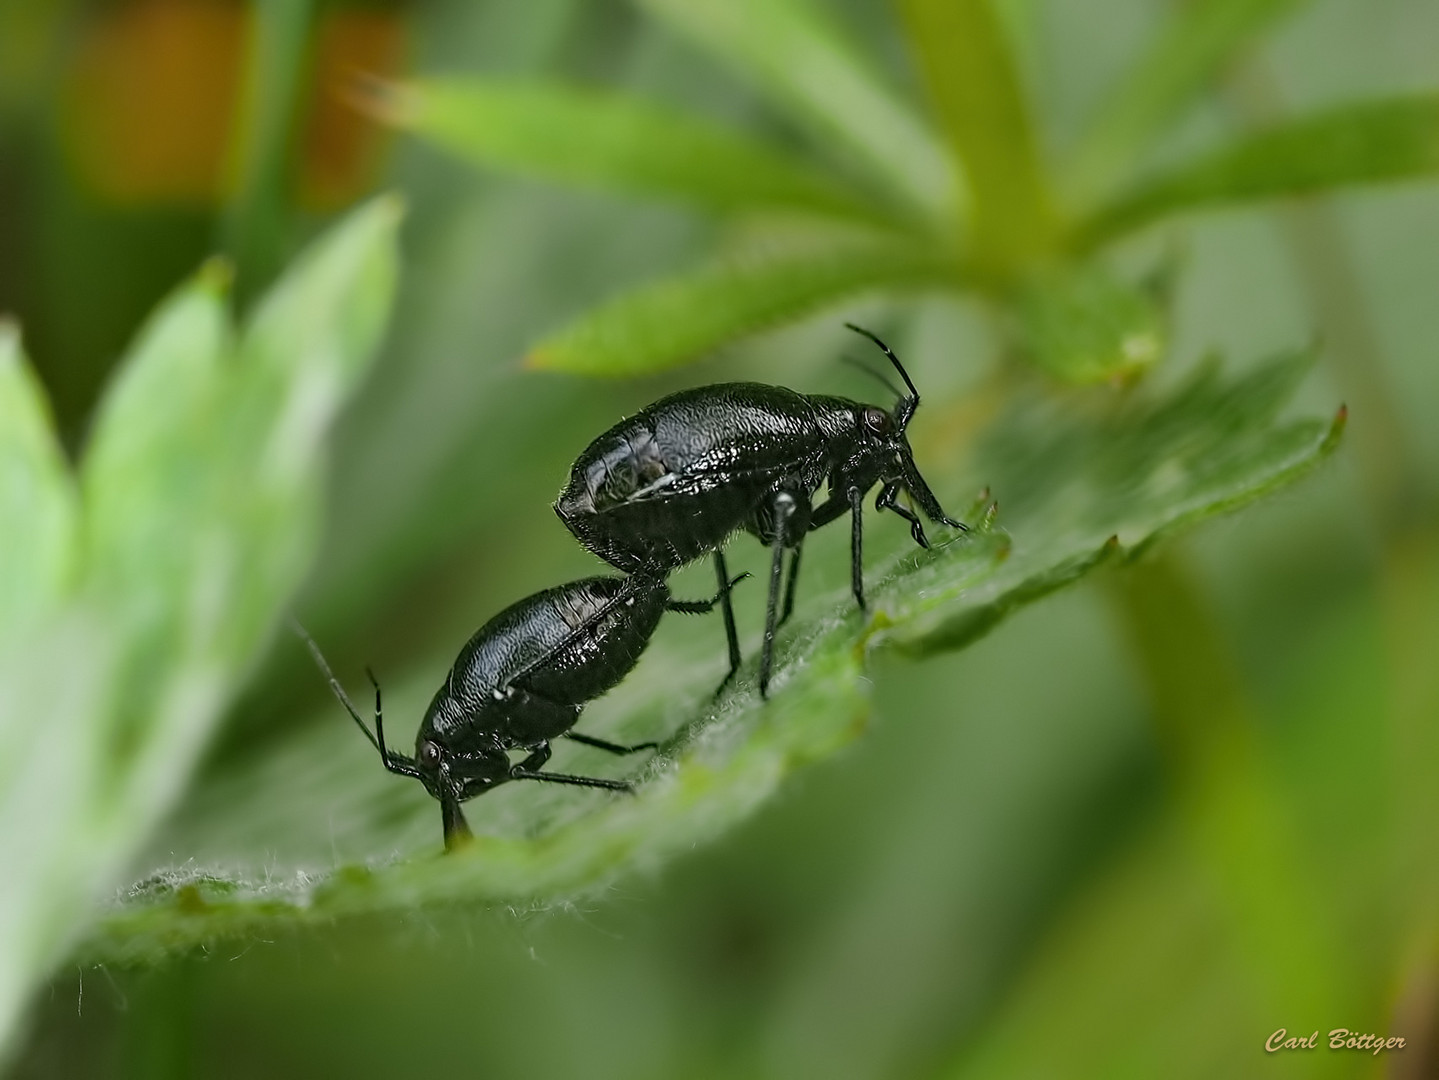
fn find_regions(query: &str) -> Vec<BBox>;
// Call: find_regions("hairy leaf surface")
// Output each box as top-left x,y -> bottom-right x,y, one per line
82,350 -> 1342,964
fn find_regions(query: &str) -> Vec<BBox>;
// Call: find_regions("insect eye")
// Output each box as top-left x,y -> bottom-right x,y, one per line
862,408 -> 889,436
418,740 -> 442,770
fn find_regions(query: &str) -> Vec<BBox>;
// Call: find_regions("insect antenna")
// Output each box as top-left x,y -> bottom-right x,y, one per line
840,355 -> 905,402
289,621 -> 388,765
844,323 -> 921,427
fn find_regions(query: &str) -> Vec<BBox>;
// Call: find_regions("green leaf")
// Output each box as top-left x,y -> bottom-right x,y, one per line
632,0 -> 955,222
104,193 -> 404,798
525,235 -> 962,376
895,0 -> 1058,266
0,330 -> 84,1054
384,78 -> 890,224
1011,264 -> 1168,385
1081,94 -> 1439,244
1069,0 -> 1313,199
243,194 -> 402,402
75,261 -> 236,838
81,262 -> 233,608
0,323 -> 77,636
78,349 -> 1343,963
0,198 -> 403,1055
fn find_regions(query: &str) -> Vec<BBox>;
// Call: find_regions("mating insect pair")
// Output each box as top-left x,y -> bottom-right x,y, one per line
297,572 -> 744,844
305,325 -> 966,846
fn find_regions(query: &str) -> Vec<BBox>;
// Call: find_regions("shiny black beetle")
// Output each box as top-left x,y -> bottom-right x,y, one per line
555,323 -> 966,696
300,572 -> 743,847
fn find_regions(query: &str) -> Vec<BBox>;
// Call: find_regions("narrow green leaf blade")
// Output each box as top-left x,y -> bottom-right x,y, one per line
149,193 -> 404,710
526,237 -> 961,376
81,262 -> 233,602
0,323 -> 77,634
76,196 -> 403,793
0,616 -> 114,1059
633,0 -> 955,222
76,194 -> 402,846
81,349 -> 1343,963
243,193 -> 403,402
1070,0 -> 1313,198
1083,95 -> 1439,243
896,0 -> 1058,265
386,78 -> 889,224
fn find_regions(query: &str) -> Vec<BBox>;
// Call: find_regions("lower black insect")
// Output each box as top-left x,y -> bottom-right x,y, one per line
299,571 -> 745,848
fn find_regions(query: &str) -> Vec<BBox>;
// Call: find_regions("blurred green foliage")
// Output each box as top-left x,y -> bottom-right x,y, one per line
393,0 -> 1439,386
1,0 -> 1437,1078
0,198 -> 400,1057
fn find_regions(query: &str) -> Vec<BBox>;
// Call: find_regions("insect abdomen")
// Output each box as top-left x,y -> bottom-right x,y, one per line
555,384 -> 825,573
522,577 -> 668,703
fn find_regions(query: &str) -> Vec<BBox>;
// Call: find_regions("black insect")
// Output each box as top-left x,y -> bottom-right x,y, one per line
555,323 -> 966,696
299,571 -> 744,848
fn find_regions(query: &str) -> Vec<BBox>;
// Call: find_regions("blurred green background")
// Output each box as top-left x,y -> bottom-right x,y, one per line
2,0 -> 1437,1077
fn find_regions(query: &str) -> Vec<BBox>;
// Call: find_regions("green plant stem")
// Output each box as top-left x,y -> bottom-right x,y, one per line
1106,551 -> 1350,1034
1223,74 -> 1439,1028
1381,535 -> 1439,999
896,0 -> 1058,270
221,0 -> 314,303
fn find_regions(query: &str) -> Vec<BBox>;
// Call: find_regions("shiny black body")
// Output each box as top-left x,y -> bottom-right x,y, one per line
556,384 -> 852,573
301,572 -> 739,847
555,324 -> 966,695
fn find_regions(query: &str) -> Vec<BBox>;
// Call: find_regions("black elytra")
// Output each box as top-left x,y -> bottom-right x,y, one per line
299,571 -> 745,848
554,323 -> 967,697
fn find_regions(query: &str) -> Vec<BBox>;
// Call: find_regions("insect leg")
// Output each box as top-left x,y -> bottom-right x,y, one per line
712,550 -> 743,696
564,731 -> 659,755
810,492 -> 850,528
759,491 -> 796,698
779,545 -> 803,627
507,740 -> 633,791
849,486 -> 866,610
876,481 -> 929,549
668,571 -> 751,614
512,741 -> 552,774
501,682 -> 657,757
510,770 -> 634,792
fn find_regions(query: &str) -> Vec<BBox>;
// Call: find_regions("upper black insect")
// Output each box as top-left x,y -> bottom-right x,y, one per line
300,571 -> 742,847
555,323 -> 966,695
